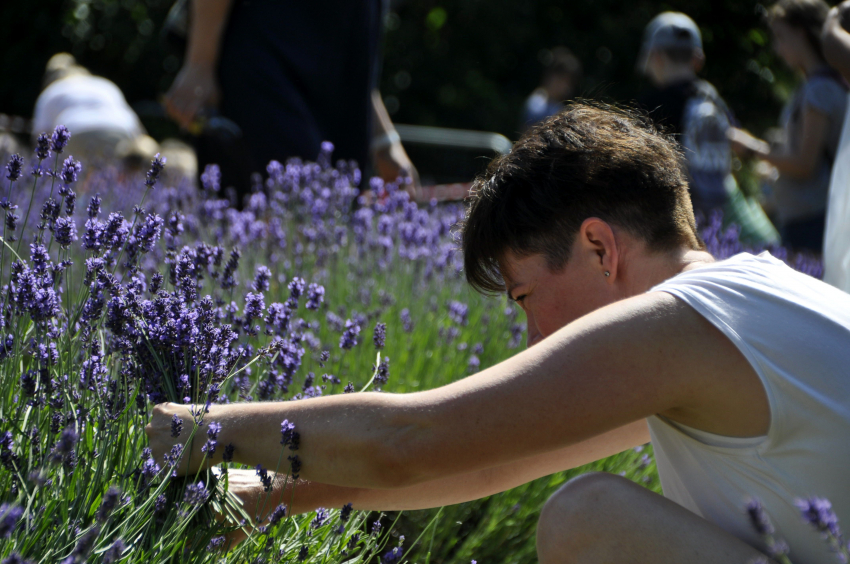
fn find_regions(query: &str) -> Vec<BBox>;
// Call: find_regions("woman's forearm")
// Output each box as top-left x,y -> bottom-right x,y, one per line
154,392 -> 427,489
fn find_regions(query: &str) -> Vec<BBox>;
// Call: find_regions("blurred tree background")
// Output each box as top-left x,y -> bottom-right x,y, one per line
2,0 -> 799,152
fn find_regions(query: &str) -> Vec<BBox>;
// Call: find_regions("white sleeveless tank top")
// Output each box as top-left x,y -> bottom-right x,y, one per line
649,252 -> 850,564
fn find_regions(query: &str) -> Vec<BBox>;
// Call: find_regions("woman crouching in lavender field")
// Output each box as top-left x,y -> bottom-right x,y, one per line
148,104 -> 850,564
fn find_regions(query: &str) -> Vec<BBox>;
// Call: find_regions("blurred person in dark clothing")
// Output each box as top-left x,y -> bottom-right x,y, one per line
164,0 -> 417,200
520,47 -> 582,132
636,13 -> 778,245
728,0 -> 848,254
636,13 -> 733,218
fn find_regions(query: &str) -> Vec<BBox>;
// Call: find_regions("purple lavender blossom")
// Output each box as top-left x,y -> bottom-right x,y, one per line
256,464 -> 273,491
202,421 -> 222,456
372,519 -> 382,536
51,125 -> 71,153
207,537 -> 225,551
468,355 -> 481,373
253,266 -> 271,292
340,502 -> 353,523
53,427 -> 78,457
170,414 -> 183,438
183,481 -> 210,505
65,190 -> 76,215
280,419 -> 300,450
382,547 -> 404,564
0,504 -> 23,537
53,217 -> 78,249
344,382 -> 355,393
34,133 -> 51,163
795,496 -> 842,538
448,301 -> 469,326
306,282 -> 324,310
96,487 -> 122,522
223,443 -> 235,463
59,156 -> 81,184
298,546 -> 309,562
400,308 -> 414,333
201,164 -> 221,192
5,211 -> 18,235
374,357 -> 390,386
5,154 -> 23,182
87,195 -> 101,218
288,276 -> 306,300
347,533 -> 361,550
140,456 -> 161,482
339,319 -> 361,350
310,508 -> 329,530
746,498 -> 775,536
268,503 -> 287,526
144,153 -> 166,188
373,322 -> 386,350
244,292 -> 265,319
164,444 -> 184,468
102,540 -> 126,564
288,454 -> 302,479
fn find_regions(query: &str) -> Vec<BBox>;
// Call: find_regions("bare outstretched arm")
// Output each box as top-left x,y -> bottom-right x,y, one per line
146,291 -> 767,490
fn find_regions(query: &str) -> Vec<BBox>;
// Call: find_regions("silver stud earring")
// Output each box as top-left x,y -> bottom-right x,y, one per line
604,271 -> 610,277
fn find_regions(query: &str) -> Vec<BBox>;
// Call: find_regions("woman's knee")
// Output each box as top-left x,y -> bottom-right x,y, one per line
537,472 -> 636,562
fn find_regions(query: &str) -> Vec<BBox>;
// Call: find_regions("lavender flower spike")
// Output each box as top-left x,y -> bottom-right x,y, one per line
256,464 -> 273,491
183,481 -> 210,505
795,496 -> 842,538
281,419 -> 300,450
60,155 -> 81,184
373,322 -> 386,350
202,421 -> 222,456
0,504 -> 23,537
5,154 -> 23,182
34,133 -> 51,162
144,153 -> 166,188
51,125 -> 71,153
267,503 -> 287,526
170,414 -> 183,438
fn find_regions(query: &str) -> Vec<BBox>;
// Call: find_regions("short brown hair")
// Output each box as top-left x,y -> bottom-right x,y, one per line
461,103 -> 703,294
768,0 -> 830,60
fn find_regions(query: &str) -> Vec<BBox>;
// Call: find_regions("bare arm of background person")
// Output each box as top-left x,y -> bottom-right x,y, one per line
370,90 -> 420,196
823,1 -> 850,83
728,105 -> 831,179
163,0 -> 234,129
147,290 -> 767,491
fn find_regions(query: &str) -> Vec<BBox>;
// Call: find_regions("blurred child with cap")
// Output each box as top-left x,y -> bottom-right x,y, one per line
638,12 -> 778,244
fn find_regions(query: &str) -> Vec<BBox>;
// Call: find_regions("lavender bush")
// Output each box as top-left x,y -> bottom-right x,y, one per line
0,126 -> 825,564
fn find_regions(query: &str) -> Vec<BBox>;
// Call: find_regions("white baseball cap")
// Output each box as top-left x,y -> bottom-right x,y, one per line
637,12 -> 703,73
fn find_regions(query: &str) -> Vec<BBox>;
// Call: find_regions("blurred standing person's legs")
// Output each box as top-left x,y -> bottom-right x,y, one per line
166,0 -> 405,204
218,0 -> 382,179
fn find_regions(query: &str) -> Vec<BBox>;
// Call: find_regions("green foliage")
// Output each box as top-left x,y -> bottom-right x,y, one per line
2,1 -> 801,142
380,0 -> 800,138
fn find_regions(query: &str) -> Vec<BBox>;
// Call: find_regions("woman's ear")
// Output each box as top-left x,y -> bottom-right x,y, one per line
578,218 -> 619,280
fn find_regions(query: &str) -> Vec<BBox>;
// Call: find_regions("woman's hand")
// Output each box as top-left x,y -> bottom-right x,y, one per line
145,402 -> 213,477
215,468 -> 287,547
